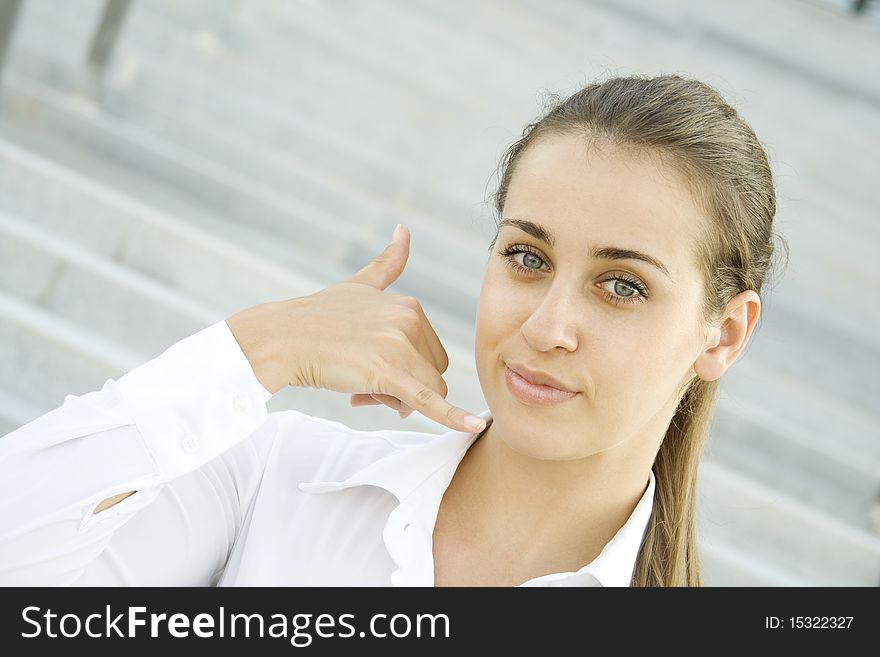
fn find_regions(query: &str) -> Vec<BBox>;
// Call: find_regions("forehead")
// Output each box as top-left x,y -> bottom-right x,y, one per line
504,134 -> 706,278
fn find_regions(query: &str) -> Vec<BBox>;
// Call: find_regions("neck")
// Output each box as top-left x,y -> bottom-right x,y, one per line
447,417 -> 657,569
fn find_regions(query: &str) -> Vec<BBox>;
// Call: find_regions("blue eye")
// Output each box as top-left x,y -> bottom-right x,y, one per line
498,244 -> 649,307
499,244 -> 548,274
505,247 -> 545,272
596,277 -> 646,305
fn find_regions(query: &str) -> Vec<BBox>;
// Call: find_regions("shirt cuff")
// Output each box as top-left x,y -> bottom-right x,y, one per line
113,319 -> 274,482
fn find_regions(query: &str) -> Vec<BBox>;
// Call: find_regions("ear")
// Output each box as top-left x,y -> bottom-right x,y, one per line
693,290 -> 762,382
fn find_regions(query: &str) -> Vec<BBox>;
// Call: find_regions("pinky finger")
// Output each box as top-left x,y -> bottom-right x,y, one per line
350,393 -> 382,407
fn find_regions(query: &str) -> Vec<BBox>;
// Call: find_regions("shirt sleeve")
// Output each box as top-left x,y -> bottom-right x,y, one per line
0,319 -> 278,586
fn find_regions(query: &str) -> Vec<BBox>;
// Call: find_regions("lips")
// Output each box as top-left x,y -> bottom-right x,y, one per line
505,366 -> 579,406
505,361 -> 578,393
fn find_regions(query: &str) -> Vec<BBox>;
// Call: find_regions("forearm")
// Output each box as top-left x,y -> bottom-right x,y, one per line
93,491 -> 135,515
0,319 -> 275,585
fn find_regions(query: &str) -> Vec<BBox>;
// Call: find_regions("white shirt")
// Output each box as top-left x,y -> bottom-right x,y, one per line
0,320 -> 655,587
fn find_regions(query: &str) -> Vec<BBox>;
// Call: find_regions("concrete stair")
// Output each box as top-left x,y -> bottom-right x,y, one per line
1,0 -> 878,585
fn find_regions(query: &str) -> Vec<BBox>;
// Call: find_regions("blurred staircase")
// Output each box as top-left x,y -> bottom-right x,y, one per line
1,0 -> 877,586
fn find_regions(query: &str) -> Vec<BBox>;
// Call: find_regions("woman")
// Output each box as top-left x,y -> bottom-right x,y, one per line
0,74 -> 785,586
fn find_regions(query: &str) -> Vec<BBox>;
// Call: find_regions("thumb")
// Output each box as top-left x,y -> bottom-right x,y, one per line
346,223 -> 410,291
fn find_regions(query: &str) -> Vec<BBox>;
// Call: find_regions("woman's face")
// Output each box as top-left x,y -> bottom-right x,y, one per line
474,133 -> 712,461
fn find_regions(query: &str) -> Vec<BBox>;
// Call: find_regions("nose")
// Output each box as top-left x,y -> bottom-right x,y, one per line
520,281 -> 579,353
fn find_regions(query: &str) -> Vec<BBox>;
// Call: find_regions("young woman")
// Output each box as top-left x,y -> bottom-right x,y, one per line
0,74 -> 785,586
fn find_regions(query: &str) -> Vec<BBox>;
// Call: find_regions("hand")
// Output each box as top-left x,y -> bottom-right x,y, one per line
226,224 -> 486,433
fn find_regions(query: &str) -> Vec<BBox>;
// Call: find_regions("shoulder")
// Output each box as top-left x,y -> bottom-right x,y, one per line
266,409 -> 440,481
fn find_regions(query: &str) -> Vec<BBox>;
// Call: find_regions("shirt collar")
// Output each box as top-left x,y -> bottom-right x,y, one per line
297,408 -> 492,502
298,408 -> 656,587
518,467 -> 655,587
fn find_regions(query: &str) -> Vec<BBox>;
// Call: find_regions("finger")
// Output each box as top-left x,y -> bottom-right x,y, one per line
370,393 -> 412,414
344,224 -> 410,291
400,296 -> 450,374
350,393 -> 382,407
351,394 -> 412,416
380,367 -> 485,433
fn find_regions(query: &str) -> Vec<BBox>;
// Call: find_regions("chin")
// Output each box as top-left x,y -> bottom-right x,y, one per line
485,407 -> 585,461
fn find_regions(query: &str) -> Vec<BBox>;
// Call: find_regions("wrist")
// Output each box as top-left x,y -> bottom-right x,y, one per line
226,303 -> 288,395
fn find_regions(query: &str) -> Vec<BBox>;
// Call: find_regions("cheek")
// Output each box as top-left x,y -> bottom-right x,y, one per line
475,275 -> 505,353
476,268 -> 518,323
474,271 -> 528,369
477,265 -> 546,323
592,317 -> 693,398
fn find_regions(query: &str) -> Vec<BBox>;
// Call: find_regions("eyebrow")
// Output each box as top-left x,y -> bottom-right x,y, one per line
498,218 -> 673,280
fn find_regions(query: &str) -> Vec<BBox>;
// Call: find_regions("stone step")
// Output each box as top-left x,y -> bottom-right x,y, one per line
0,208 -> 220,358
0,137 -> 327,314
10,2 -> 502,247
697,460 -> 880,585
18,0 -> 880,250
87,73 -> 495,292
0,287 -> 453,439
12,1 -> 880,329
698,536 -> 810,586
713,357 -> 880,533
710,396 -> 880,533
0,289 -> 143,412
401,0 -> 880,229
23,0 -> 880,334
17,0 -> 505,196
0,387 -> 46,438
0,73 -> 487,333
0,127 -> 478,351
14,0 -> 528,240
0,184 -> 484,428
574,0 -> 880,104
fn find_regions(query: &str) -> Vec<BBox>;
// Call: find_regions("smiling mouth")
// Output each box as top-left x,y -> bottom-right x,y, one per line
505,365 -> 580,406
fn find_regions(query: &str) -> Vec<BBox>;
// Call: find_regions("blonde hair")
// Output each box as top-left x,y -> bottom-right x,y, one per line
488,74 -> 789,586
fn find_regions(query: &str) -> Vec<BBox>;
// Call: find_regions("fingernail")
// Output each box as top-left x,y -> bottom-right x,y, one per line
464,415 -> 486,431
392,223 -> 403,244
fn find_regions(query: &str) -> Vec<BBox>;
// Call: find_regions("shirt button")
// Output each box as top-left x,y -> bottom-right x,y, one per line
181,433 -> 201,453
232,394 -> 253,415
